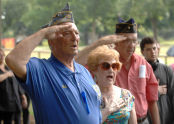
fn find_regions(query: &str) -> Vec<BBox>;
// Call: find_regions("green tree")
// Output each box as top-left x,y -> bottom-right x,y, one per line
2,0 -> 28,37
2,0 -> 174,44
72,0 -> 122,44
129,0 -> 169,40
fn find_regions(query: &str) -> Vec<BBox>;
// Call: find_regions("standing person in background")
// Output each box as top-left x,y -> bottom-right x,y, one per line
22,93 -> 30,124
140,37 -> 174,124
87,45 -> 137,124
114,18 -> 160,124
0,49 -> 27,124
14,90 -> 28,124
5,3 -> 124,124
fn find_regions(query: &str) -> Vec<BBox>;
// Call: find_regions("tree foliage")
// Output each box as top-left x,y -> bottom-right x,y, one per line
2,0 -> 174,43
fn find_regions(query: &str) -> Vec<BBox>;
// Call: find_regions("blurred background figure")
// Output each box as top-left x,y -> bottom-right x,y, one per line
0,48 -> 27,124
22,93 -> 30,124
170,63 -> 174,72
167,45 -> 174,57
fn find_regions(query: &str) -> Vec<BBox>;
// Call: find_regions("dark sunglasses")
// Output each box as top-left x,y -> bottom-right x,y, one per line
99,62 -> 120,71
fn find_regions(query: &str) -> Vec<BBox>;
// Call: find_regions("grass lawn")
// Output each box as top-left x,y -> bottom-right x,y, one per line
5,39 -> 174,118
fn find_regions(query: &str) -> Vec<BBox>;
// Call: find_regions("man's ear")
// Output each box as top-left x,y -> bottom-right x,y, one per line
141,50 -> 144,56
48,40 -> 51,46
48,40 -> 53,50
48,39 -> 52,45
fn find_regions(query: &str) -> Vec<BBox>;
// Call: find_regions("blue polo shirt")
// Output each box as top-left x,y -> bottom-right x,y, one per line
20,54 -> 102,124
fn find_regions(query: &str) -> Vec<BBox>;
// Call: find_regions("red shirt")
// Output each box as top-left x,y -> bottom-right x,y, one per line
115,54 -> 158,118
170,63 -> 174,71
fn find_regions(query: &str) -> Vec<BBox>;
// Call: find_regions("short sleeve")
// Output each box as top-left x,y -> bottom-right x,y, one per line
121,89 -> 135,111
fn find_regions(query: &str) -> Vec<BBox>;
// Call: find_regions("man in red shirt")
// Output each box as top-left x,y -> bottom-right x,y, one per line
114,18 -> 160,124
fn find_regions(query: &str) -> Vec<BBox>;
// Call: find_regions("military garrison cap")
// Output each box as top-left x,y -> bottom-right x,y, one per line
115,18 -> 137,34
42,3 -> 74,28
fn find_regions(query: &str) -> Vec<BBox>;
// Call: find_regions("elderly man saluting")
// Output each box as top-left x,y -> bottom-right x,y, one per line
5,3 -> 124,124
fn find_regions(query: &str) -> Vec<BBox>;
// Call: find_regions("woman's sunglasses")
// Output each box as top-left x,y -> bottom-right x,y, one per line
99,62 -> 120,71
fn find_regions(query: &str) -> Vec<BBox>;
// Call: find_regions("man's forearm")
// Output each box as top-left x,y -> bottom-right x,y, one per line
75,35 -> 123,65
75,41 -> 99,66
0,72 -> 10,82
148,101 -> 160,124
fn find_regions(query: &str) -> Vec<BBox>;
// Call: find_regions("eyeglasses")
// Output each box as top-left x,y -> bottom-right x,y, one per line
99,62 -> 120,71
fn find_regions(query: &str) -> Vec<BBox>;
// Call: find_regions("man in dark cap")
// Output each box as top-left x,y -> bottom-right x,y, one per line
140,37 -> 174,124
114,19 -> 160,124
5,3 -> 124,124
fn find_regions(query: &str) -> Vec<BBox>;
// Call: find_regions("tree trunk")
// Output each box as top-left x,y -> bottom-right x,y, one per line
89,20 -> 98,44
151,18 -> 158,41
